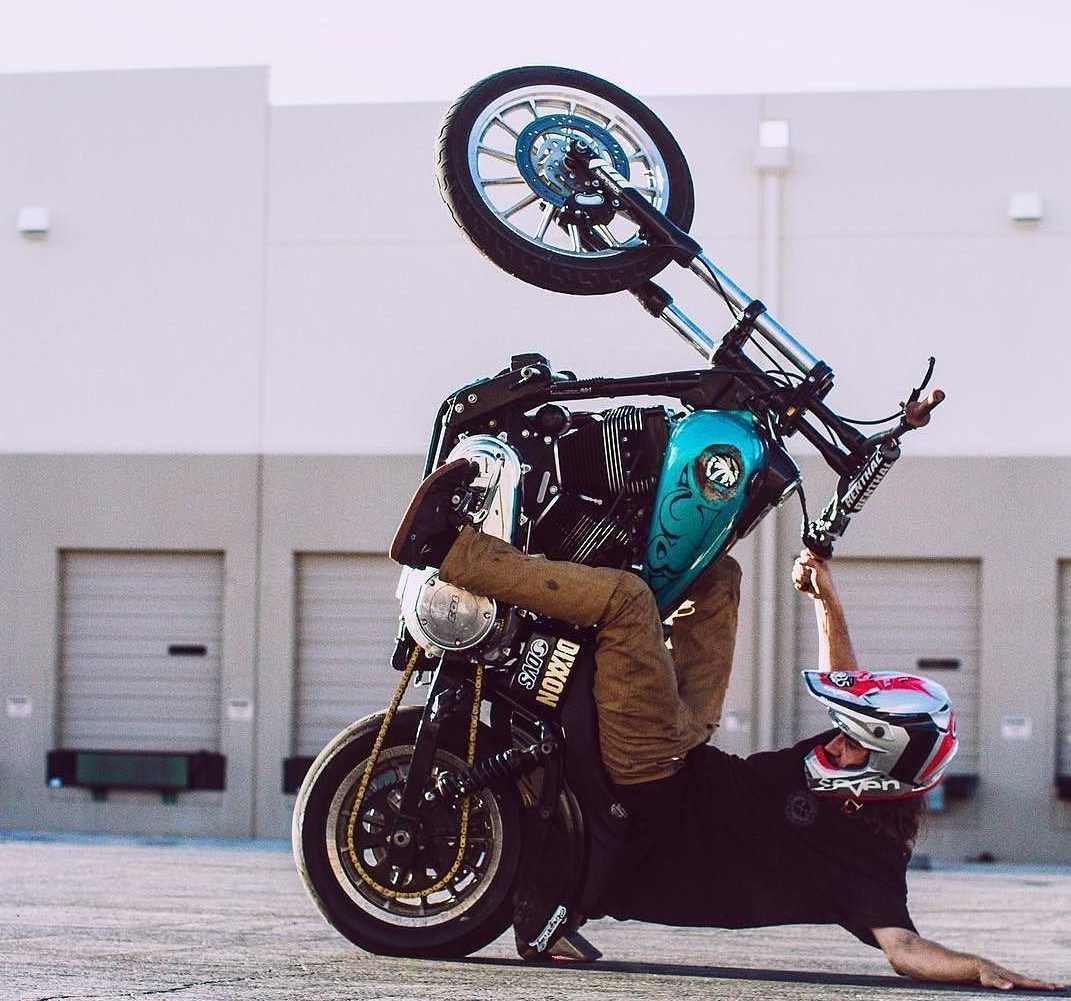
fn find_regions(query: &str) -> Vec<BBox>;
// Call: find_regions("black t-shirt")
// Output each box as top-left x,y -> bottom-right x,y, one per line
604,734 -> 916,947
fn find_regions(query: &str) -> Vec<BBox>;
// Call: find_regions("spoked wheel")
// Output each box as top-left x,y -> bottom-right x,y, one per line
293,707 -> 521,957
438,65 -> 694,295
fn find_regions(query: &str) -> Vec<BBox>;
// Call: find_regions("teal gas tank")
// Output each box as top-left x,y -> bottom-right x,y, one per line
643,410 -> 766,612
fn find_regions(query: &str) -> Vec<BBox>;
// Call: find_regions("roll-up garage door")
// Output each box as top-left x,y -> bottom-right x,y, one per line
1057,562 -> 1071,779
58,551 -> 224,752
792,559 -> 980,775
293,554 -> 419,759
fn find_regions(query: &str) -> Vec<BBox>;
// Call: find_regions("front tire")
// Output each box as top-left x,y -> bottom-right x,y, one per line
438,65 -> 694,295
293,707 -> 521,957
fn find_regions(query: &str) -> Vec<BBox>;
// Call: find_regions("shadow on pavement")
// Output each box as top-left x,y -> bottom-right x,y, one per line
457,957 -> 1069,995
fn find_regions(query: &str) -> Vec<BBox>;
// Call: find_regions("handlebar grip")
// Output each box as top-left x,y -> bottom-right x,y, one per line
904,389 -> 945,428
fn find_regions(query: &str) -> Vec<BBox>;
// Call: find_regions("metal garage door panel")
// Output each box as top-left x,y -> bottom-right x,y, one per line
294,554 -> 419,758
59,551 -> 224,752
793,559 -> 980,773
1057,563 -> 1071,776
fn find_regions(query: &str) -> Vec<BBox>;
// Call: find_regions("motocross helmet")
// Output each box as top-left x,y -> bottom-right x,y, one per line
801,670 -> 958,801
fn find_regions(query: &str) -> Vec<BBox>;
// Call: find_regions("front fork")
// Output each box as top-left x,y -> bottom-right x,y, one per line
572,143 -> 942,537
568,143 -> 823,378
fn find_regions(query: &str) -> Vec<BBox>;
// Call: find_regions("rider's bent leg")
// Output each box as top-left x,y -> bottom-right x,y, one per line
440,527 -> 699,785
667,556 -> 742,742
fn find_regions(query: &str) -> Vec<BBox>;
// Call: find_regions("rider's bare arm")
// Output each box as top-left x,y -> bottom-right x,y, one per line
873,926 -> 1064,991
791,549 -> 857,671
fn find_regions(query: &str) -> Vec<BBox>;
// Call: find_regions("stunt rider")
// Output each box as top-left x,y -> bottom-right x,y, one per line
390,459 -> 1063,991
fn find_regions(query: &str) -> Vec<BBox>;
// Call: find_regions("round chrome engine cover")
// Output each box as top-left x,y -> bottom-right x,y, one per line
398,567 -> 497,655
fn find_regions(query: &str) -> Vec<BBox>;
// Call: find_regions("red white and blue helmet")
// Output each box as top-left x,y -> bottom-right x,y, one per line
802,670 -> 958,801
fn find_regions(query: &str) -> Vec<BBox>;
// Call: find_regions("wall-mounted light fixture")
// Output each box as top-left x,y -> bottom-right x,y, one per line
1008,191 -> 1043,224
755,120 -> 791,172
17,205 -> 50,238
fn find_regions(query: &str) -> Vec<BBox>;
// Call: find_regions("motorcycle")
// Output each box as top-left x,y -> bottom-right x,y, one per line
292,66 -> 943,958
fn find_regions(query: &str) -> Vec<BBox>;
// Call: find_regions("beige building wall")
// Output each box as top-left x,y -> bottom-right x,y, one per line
2,454 -> 1069,861
0,456 -> 260,837
778,456 -> 1071,862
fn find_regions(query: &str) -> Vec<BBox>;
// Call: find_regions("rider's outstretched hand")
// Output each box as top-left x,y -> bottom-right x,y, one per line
975,957 -> 1064,992
875,927 -> 1065,991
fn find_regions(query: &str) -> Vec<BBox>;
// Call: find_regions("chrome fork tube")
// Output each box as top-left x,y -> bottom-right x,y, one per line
660,303 -> 718,361
689,254 -> 821,375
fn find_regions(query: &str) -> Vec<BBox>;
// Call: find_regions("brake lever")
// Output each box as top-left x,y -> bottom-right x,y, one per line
908,356 -> 936,401
896,356 -> 943,431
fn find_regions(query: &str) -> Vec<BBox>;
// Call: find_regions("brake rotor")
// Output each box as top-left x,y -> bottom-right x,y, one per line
514,113 -> 630,207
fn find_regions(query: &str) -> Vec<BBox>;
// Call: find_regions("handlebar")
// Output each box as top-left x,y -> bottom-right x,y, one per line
802,388 -> 944,558
574,147 -> 945,558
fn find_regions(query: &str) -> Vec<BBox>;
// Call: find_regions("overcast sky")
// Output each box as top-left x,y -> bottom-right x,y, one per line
1,0 -> 1070,104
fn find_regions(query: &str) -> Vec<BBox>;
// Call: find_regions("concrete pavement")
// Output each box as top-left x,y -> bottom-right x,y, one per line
3,832 -> 1068,1000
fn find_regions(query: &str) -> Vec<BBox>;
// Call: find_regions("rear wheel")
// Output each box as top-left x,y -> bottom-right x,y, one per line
438,65 -> 694,295
293,707 -> 521,957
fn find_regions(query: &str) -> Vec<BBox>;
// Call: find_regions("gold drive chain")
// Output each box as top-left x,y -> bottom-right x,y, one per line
344,648 -> 484,900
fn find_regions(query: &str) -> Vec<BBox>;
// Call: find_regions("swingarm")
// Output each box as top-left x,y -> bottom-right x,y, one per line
381,659 -> 563,871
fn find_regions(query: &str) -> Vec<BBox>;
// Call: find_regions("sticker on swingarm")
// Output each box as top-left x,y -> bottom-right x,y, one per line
510,631 -> 583,715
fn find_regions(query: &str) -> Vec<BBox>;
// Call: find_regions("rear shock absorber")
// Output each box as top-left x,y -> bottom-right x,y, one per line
436,737 -> 557,801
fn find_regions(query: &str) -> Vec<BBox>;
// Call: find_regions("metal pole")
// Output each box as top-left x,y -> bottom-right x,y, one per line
754,133 -> 790,753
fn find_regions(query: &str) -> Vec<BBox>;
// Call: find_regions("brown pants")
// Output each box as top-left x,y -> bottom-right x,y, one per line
440,527 -> 741,785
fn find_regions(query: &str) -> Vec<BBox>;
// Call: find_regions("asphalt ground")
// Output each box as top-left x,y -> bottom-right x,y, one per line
3,832 -> 1069,1001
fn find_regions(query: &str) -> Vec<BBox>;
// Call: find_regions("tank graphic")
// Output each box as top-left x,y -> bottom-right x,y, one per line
643,410 -> 766,611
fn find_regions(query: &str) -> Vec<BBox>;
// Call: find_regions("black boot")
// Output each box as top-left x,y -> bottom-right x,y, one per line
389,459 -> 480,569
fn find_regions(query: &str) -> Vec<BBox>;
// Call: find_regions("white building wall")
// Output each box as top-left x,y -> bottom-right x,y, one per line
262,96 -> 761,455
264,87 -> 1071,456
768,89 -> 1071,455
0,67 -> 268,453
3,70 -> 1067,455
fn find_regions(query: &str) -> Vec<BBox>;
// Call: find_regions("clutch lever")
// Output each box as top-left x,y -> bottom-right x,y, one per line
897,356 -> 944,431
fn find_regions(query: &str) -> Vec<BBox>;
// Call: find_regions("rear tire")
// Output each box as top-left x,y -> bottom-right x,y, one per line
293,707 -> 521,957
438,65 -> 694,295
